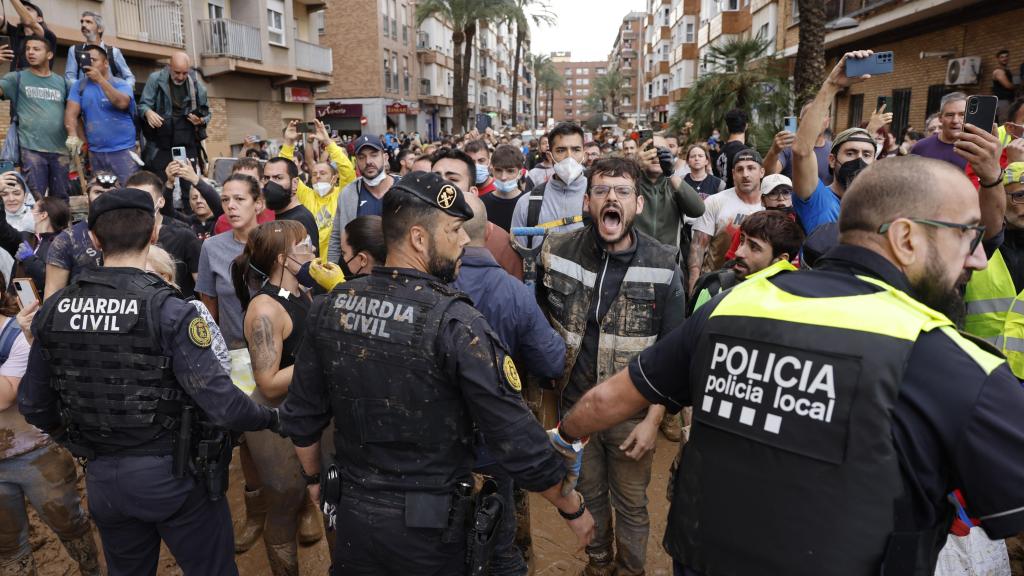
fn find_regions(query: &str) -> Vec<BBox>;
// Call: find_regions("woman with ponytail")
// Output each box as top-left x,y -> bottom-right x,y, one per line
229,220 -> 316,575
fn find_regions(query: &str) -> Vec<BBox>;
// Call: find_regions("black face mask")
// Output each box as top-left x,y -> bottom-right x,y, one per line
339,254 -> 364,280
836,158 -> 868,189
263,181 -> 291,211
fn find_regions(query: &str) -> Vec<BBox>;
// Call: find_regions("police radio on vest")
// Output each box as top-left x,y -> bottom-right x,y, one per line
57,297 -> 138,331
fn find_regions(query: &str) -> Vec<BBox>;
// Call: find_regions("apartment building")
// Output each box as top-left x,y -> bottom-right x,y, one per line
537,52 -> 607,125
608,11 -> 644,127
318,2 -> 534,140
0,0 -> 332,159
629,0 -> 1022,136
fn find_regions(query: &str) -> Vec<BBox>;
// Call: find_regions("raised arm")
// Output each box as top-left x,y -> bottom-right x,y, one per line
794,50 -> 874,200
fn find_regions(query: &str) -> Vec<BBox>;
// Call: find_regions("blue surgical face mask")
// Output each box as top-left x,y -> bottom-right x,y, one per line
475,164 -> 490,184
293,260 -> 316,289
493,178 -> 519,194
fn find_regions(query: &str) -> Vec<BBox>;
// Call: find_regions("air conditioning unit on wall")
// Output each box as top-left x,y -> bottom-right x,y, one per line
946,57 -> 981,86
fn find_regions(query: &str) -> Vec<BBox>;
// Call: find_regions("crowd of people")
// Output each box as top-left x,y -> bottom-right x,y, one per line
0,3 -> 1021,572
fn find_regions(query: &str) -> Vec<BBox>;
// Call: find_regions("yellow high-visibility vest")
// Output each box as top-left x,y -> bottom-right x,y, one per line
963,248 -> 1024,378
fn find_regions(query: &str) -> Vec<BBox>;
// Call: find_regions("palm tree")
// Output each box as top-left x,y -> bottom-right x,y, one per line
500,0 -> 556,127
597,68 -> 625,117
533,54 -> 562,126
794,0 -> 827,106
669,35 -> 792,152
416,0 -> 510,133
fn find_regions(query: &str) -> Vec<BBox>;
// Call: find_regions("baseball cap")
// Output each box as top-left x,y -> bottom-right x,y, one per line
831,127 -> 877,156
733,148 -> 763,166
390,171 -> 473,221
88,188 -> 155,228
353,134 -> 384,153
760,174 -> 793,195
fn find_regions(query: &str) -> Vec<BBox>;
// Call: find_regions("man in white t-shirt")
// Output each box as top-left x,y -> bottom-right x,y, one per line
687,147 -> 764,294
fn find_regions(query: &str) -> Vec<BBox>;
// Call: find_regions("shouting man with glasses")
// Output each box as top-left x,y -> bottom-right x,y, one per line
537,156 -> 685,576
549,155 -> 1024,576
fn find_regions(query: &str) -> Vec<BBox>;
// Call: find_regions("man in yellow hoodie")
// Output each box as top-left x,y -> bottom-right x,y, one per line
279,119 -> 356,257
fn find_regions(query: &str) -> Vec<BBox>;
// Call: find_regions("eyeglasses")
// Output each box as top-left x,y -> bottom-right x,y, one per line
878,218 -> 986,254
1008,191 -> 1024,205
590,185 -> 636,199
763,188 -> 792,200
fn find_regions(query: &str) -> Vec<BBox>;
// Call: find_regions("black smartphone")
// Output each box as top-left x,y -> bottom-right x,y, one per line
876,95 -> 893,112
76,50 -> 92,69
296,122 -> 312,134
0,36 -> 10,48
639,129 -> 653,143
965,95 -> 998,131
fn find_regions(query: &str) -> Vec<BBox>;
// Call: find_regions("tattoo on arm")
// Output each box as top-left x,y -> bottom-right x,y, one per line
688,232 -> 710,278
248,315 -> 279,373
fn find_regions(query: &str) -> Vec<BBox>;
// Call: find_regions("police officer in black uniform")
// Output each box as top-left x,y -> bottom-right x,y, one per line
280,171 -> 594,575
18,188 -> 281,576
554,156 -> 1024,576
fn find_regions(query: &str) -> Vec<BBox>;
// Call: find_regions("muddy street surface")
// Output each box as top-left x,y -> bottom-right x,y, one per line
35,438 -> 677,575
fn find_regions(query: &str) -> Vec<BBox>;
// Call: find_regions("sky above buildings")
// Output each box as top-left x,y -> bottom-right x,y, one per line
530,0 -> 647,61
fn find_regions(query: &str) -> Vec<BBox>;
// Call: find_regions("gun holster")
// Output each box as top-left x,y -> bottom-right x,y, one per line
194,424 -> 231,501
467,478 -> 504,576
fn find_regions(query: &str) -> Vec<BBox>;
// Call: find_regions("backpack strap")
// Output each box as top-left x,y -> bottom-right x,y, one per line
525,182 -> 546,248
0,317 -> 21,366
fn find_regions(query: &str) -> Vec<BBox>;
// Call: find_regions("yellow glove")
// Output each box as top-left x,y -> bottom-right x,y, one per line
310,261 -> 345,291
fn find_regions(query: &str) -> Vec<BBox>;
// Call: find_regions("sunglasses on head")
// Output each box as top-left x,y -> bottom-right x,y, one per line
94,174 -> 118,187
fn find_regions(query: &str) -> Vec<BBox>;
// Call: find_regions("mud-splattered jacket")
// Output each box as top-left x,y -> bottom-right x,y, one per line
538,225 -> 685,407
281,267 -> 566,495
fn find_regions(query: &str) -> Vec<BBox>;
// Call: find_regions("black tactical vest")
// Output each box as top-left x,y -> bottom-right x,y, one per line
316,268 -> 476,494
668,271 -> 956,576
37,269 -> 184,457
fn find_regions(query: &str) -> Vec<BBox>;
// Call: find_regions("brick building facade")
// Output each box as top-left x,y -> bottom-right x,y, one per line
537,53 -> 607,125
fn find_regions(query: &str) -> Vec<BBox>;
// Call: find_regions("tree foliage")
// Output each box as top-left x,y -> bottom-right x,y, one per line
669,36 -> 792,152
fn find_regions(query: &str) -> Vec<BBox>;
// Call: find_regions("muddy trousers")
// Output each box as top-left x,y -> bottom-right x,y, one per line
0,442 -> 98,575
333,487 -> 466,576
242,429 -> 305,576
86,454 -> 237,576
578,418 -> 655,576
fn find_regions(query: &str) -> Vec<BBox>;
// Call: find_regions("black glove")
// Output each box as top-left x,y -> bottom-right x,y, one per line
657,147 -> 675,176
268,407 -> 284,436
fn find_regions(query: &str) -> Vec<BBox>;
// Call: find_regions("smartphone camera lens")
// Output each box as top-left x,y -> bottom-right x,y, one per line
969,101 -> 978,113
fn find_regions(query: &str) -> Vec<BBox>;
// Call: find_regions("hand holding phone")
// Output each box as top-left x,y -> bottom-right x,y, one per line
13,278 -> 39,311
171,146 -> 188,163
783,116 -> 798,133
965,95 -> 998,132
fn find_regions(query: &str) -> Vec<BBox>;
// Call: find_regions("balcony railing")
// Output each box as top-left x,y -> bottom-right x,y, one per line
295,39 -> 332,75
420,78 -> 430,94
199,18 -> 262,61
113,0 -> 185,47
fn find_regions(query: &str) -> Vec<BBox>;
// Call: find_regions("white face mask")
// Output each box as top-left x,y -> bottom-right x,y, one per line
552,156 -> 584,185
363,171 -> 388,187
313,182 -> 333,196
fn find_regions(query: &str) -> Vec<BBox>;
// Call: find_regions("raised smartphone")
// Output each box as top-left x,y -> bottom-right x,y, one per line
783,116 -> 798,133
965,95 -> 998,131
846,51 -> 894,78
13,277 -> 38,310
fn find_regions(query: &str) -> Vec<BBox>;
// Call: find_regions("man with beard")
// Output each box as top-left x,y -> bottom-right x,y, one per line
537,157 -> 684,576
634,134 -> 704,251
687,148 -> 764,295
280,171 -> 594,575
688,210 -> 804,315
552,155 -> 1024,576
326,135 -> 397,264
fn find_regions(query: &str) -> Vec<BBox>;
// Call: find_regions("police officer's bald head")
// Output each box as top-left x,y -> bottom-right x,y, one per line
838,156 -> 977,243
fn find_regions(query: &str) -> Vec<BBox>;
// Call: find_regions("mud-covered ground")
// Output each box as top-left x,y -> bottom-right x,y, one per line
34,439 -> 678,575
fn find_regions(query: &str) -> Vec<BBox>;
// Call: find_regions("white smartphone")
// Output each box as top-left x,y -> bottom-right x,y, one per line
12,277 -> 38,310
171,146 -> 188,163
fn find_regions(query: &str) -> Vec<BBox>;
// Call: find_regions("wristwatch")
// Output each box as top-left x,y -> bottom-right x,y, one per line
558,492 -> 587,520
300,467 -> 321,486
